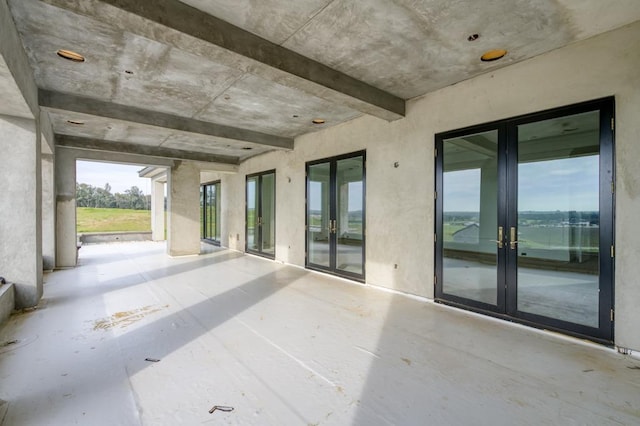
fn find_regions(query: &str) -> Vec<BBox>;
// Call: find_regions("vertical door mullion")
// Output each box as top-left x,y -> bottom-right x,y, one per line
598,104 -> 615,341
434,136 -> 444,299
504,122 -> 519,316
496,124 -> 509,314
257,175 -> 263,253
329,160 -> 337,271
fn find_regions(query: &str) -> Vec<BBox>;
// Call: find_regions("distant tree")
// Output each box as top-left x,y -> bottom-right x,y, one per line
76,182 -> 150,210
125,186 -> 146,210
76,183 -> 95,207
95,185 -> 115,208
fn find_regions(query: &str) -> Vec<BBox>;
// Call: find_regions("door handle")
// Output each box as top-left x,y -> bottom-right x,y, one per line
257,217 -> 262,227
510,226 -> 518,250
492,226 -> 504,249
330,219 -> 337,234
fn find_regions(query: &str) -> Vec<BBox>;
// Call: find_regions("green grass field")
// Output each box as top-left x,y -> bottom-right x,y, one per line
77,207 -> 151,233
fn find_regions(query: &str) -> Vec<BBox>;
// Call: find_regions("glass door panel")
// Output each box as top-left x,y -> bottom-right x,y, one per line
207,185 -> 215,239
306,152 -> 365,280
201,182 -> 220,242
515,111 -> 601,328
336,156 -> 364,275
246,176 -> 259,252
199,186 -> 205,238
441,130 -> 499,307
436,98 -> 614,343
307,162 -> 331,268
261,173 -> 276,256
214,183 -> 221,241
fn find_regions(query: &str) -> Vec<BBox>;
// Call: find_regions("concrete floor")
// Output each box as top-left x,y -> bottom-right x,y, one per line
0,242 -> 639,425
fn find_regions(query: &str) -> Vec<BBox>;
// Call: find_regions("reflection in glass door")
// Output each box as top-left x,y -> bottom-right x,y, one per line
440,129 -> 501,309
513,111 -> 604,329
201,181 -> 221,243
246,170 -> 276,258
306,152 -> 365,280
436,98 -> 614,343
308,162 -> 331,268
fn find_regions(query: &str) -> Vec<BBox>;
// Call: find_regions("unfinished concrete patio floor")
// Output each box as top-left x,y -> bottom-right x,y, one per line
1,242 -> 639,425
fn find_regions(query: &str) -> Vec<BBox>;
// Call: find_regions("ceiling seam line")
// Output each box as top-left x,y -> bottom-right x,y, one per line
156,133 -> 173,148
191,73 -> 248,119
279,0 -> 338,47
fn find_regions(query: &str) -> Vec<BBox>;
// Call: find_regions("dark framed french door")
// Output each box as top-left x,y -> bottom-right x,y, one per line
306,151 -> 365,281
435,98 -> 615,343
246,170 -> 275,258
200,181 -> 220,244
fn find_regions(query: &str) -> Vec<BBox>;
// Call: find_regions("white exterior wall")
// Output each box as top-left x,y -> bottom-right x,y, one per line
213,21 -> 640,351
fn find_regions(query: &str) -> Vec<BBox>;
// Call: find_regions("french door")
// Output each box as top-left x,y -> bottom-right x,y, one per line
201,181 -> 220,244
306,151 -> 365,281
435,98 -> 614,343
246,170 -> 275,258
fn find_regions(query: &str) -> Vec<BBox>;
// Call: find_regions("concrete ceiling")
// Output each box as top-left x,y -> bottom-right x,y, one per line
3,0 -> 640,165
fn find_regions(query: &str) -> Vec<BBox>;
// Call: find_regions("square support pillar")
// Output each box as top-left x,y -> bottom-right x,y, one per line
0,115 -> 43,308
167,161 -> 200,256
42,152 -> 55,270
151,178 -> 166,241
55,148 -> 77,268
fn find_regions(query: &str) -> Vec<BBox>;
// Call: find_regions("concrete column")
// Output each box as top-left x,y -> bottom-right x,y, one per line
42,153 -> 55,270
167,161 -> 200,256
0,115 -> 43,308
55,147 -> 77,267
151,178 -> 165,241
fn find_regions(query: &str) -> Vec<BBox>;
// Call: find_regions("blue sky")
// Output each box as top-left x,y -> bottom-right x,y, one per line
76,161 -> 152,195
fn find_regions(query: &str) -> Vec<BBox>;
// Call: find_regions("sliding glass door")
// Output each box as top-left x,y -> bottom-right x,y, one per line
306,152 -> 365,281
435,98 -> 614,343
246,170 -> 276,258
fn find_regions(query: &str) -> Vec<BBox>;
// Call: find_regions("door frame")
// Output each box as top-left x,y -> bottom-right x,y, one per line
245,169 -> 276,259
201,180 -> 221,245
435,97 -> 615,344
305,150 -> 366,282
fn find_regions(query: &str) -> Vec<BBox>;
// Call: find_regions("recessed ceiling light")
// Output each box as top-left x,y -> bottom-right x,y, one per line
481,49 -> 507,62
56,49 -> 85,62
467,33 -> 479,42
312,118 -> 326,124
66,119 -> 84,125
242,147 -> 253,150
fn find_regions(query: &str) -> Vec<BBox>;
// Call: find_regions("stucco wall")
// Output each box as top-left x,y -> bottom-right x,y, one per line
212,21 -> 640,350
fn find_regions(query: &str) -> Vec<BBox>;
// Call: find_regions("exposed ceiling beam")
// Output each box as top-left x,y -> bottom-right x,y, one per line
42,0 -> 405,121
55,134 -> 240,165
0,0 -> 38,118
39,90 -> 294,150
59,146 -> 176,168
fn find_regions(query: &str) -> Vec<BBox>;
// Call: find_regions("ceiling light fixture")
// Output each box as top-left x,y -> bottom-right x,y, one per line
242,147 -> 253,150
481,49 -> 507,62
467,33 -> 479,42
56,49 -> 85,62
312,118 -> 326,124
66,119 -> 84,125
